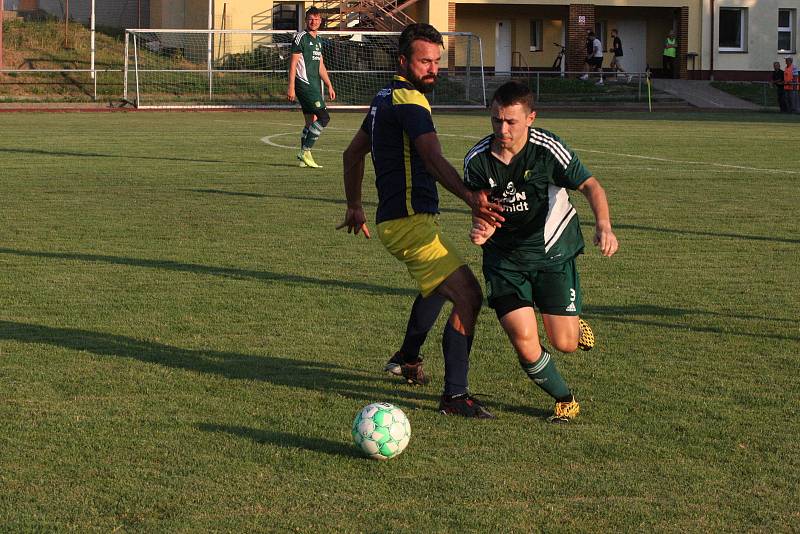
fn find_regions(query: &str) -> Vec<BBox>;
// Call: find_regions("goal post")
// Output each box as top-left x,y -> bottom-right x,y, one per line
123,29 -> 485,110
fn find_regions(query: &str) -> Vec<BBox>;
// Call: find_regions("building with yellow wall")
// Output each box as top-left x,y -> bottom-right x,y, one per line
149,0 -> 799,80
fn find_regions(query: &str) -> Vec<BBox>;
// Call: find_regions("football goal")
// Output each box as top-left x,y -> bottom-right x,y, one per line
123,29 -> 486,109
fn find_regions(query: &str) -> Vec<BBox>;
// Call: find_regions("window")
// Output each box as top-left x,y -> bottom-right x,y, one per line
719,7 -> 747,52
530,20 -> 543,51
273,2 -> 301,31
594,21 -> 607,48
779,9 -> 796,53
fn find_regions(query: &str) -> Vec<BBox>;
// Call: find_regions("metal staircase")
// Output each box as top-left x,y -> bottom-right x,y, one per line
314,0 -> 419,32
250,1 -> 418,34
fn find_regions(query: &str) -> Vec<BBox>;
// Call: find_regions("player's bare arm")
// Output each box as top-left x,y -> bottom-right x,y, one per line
337,129 -> 371,238
287,53 -> 300,101
577,177 -> 618,257
413,132 -> 504,226
319,59 -> 336,101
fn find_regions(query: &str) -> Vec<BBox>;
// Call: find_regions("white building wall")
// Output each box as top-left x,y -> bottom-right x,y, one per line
696,0 -> 799,74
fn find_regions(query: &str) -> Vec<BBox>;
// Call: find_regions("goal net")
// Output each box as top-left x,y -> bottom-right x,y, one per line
123,29 -> 485,109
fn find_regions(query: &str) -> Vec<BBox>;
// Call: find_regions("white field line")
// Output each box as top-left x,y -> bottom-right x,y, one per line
261,132 -> 337,152
260,129 -> 796,175
575,148 -> 799,175
261,132 -> 466,164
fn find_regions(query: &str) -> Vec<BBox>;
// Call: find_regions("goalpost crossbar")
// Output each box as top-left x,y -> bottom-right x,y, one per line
123,29 -> 486,110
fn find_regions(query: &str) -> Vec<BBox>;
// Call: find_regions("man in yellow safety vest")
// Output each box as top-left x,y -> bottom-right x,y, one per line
663,30 -> 677,78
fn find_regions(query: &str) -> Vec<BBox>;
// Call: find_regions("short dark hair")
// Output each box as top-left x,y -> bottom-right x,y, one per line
306,7 -> 321,18
398,23 -> 443,60
491,81 -> 535,112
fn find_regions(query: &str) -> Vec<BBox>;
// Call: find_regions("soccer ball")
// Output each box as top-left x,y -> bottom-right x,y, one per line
351,402 -> 411,460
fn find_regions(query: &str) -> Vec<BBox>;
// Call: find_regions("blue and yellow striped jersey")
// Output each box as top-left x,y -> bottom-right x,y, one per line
360,75 -> 438,224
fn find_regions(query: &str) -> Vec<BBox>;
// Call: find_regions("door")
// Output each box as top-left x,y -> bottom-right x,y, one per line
495,20 -> 512,74
615,20 -> 646,74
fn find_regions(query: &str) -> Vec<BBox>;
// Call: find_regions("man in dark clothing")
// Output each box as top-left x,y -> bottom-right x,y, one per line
773,61 -> 788,112
609,29 -> 632,83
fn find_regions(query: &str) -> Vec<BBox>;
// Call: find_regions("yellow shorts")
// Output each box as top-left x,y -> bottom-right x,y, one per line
377,213 -> 465,297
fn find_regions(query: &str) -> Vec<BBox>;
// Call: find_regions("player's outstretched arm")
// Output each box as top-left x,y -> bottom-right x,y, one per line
577,177 -> 618,257
337,129 -> 372,238
413,132 -> 504,226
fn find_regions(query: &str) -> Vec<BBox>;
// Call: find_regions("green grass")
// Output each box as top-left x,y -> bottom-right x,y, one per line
711,81 -> 777,108
1,110 -> 799,531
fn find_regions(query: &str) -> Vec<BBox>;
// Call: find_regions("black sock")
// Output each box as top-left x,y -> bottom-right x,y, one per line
400,293 -> 446,362
442,321 -> 472,396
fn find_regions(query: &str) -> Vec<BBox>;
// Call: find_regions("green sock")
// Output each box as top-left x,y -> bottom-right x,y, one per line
520,347 -> 572,402
304,121 -> 323,149
300,126 -> 309,150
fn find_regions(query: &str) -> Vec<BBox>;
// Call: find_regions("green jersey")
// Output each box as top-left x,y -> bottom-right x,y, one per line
464,127 -> 592,270
291,31 -> 323,88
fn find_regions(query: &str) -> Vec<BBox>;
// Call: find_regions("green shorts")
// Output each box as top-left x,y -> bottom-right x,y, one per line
483,258 -> 582,317
296,83 -> 325,115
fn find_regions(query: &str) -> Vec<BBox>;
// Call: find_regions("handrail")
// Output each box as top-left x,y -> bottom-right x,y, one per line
511,51 -> 530,70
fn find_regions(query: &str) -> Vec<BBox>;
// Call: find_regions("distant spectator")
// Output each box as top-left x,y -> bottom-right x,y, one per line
579,30 -> 593,80
773,61 -> 787,112
793,58 -> 800,112
663,30 -> 677,78
784,57 -> 797,113
580,31 -> 604,84
609,29 -> 632,83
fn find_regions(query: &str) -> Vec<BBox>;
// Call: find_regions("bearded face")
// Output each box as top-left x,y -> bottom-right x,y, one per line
400,40 -> 441,94
407,70 -> 438,93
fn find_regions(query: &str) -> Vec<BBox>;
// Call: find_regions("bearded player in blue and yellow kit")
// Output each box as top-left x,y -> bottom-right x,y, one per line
466,81 -> 619,423
338,23 -> 503,418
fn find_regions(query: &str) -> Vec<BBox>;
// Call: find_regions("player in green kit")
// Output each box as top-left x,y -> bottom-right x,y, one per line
287,7 -> 336,169
464,81 -> 619,422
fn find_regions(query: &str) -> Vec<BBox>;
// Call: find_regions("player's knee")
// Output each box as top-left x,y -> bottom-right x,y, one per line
455,293 -> 482,331
456,298 -> 481,329
468,284 -> 483,312
550,333 -> 578,353
517,344 -> 544,365
316,109 -> 330,128
463,278 -> 483,318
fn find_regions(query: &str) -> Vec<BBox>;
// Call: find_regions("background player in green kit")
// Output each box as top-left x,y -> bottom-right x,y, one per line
465,81 -> 619,423
287,7 -> 336,169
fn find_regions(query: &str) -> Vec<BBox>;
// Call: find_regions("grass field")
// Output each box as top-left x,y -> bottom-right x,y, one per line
1,109 -> 798,531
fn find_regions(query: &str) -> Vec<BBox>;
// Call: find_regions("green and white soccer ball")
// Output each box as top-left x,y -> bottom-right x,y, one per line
351,402 -> 411,460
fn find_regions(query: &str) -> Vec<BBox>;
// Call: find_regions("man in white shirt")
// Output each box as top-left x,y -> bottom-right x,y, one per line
579,31 -> 604,84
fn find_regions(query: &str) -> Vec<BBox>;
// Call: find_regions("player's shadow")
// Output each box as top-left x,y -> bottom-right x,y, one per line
493,403 -> 552,419
198,423 -> 362,458
190,188 -> 268,198
583,221 -> 800,245
0,247 -> 416,297
0,320 -> 438,406
189,190 -> 472,217
583,304 -> 798,341
0,147 -> 226,164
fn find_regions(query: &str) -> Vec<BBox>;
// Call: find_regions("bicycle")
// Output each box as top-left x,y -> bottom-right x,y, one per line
552,42 -> 566,71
